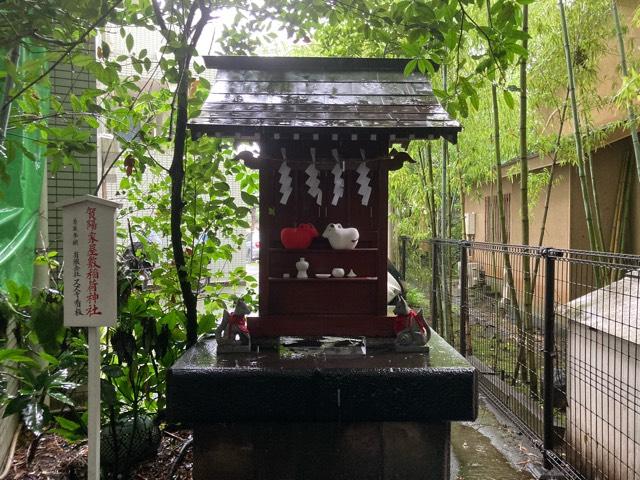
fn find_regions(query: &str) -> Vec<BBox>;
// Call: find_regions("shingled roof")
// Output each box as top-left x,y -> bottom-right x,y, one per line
189,56 -> 461,142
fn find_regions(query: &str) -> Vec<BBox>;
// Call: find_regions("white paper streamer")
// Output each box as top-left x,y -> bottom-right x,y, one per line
356,159 -> 372,206
331,160 -> 344,206
278,150 -> 292,205
305,147 -> 322,205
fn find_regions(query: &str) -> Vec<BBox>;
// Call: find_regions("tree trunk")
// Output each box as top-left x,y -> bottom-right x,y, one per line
153,0 -> 210,347
170,58 -> 199,347
611,0 -> 640,184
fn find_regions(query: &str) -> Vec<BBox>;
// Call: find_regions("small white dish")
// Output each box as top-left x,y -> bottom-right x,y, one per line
331,268 -> 345,278
315,273 -> 331,279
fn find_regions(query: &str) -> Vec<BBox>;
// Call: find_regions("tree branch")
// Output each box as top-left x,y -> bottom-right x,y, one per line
151,0 -> 169,34
1,0 -> 124,111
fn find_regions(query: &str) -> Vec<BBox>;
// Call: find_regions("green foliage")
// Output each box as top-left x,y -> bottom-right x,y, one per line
405,286 -> 428,311
30,289 -> 65,355
0,282 -> 87,437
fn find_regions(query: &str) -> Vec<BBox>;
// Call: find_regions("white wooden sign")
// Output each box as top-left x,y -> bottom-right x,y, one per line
58,195 -> 120,480
59,195 -> 120,327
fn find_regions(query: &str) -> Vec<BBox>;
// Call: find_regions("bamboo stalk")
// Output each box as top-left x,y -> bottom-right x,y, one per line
485,0 -> 526,384
584,122 -> 605,252
608,153 -> 631,283
532,88 -> 570,286
558,0 -> 603,292
438,65 -> 454,343
617,153 -> 633,253
611,0 -> 640,184
517,4 -> 536,394
427,143 -> 438,239
608,154 -> 627,253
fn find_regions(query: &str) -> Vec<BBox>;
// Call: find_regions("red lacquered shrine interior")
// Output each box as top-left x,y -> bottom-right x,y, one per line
190,56 -> 461,338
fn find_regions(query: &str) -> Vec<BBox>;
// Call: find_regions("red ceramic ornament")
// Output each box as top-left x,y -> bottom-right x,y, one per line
280,223 -> 319,249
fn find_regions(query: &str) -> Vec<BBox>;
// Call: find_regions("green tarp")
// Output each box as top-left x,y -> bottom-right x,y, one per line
0,47 -> 47,290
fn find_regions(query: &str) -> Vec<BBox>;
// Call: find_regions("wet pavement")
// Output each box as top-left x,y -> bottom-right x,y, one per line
451,394 -> 545,479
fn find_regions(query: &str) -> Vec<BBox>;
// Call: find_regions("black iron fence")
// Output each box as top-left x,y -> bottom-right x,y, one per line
403,238 -> 640,480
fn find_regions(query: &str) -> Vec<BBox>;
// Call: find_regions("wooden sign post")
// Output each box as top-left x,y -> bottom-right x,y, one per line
58,195 -> 120,480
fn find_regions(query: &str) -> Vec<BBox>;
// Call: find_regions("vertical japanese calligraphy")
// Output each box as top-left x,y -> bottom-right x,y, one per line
72,217 -> 83,316
86,207 -> 102,316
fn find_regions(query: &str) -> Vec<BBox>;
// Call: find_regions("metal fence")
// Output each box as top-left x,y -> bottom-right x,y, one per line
404,239 -> 640,480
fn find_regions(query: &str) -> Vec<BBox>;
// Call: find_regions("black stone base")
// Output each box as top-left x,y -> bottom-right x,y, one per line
193,421 -> 450,480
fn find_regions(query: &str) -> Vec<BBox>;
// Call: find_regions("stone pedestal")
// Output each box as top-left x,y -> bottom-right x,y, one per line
167,332 -> 476,480
194,422 -> 450,480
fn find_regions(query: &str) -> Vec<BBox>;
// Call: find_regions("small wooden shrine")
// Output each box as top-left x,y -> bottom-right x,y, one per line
190,56 -> 461,339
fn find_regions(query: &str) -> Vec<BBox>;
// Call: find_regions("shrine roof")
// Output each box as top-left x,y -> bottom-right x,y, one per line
190,56 -> 461,143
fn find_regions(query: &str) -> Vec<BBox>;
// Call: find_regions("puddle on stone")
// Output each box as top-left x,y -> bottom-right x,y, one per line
451,423 -> 534,480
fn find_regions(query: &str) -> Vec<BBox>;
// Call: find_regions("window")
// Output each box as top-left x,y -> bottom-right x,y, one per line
484,194 -> 510,242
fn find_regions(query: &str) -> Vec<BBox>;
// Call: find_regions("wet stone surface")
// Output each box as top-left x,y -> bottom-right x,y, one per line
451,396 -> 543,480
167,331 -> 477,424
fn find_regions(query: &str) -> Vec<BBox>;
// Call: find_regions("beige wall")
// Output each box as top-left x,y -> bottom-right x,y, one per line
464,165 -> 571,249
464,165 -> 572,304
569,137 -> 634,252
464,135 -> 639,303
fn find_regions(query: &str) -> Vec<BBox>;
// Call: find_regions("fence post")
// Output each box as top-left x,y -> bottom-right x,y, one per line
431,241 -> 439,332
542,248 -> 559,469
400,235 -> 409,280
459,241 -> 469,356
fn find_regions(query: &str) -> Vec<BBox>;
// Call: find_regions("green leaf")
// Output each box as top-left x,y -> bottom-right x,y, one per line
22,402 -> 46,435
503,90 -> 515,109
48,391 -> 74,406
103,364 -> 124,378
403,59 -> 418,77
83,116 -> 100,129
198,313 -> 216,335
509,43 -> 528,58
213,181 -> 230,192
101,380 -> 117,406
240,191 -> 258,206
132,58 -> 143,75
37,352 -> 59,366
54,416 -> 80,431
3,396 -> 29,417
470,94 -> 480,111
72,54 -> 96,68
126,33 -> 134,52
0,349 -> 35,365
